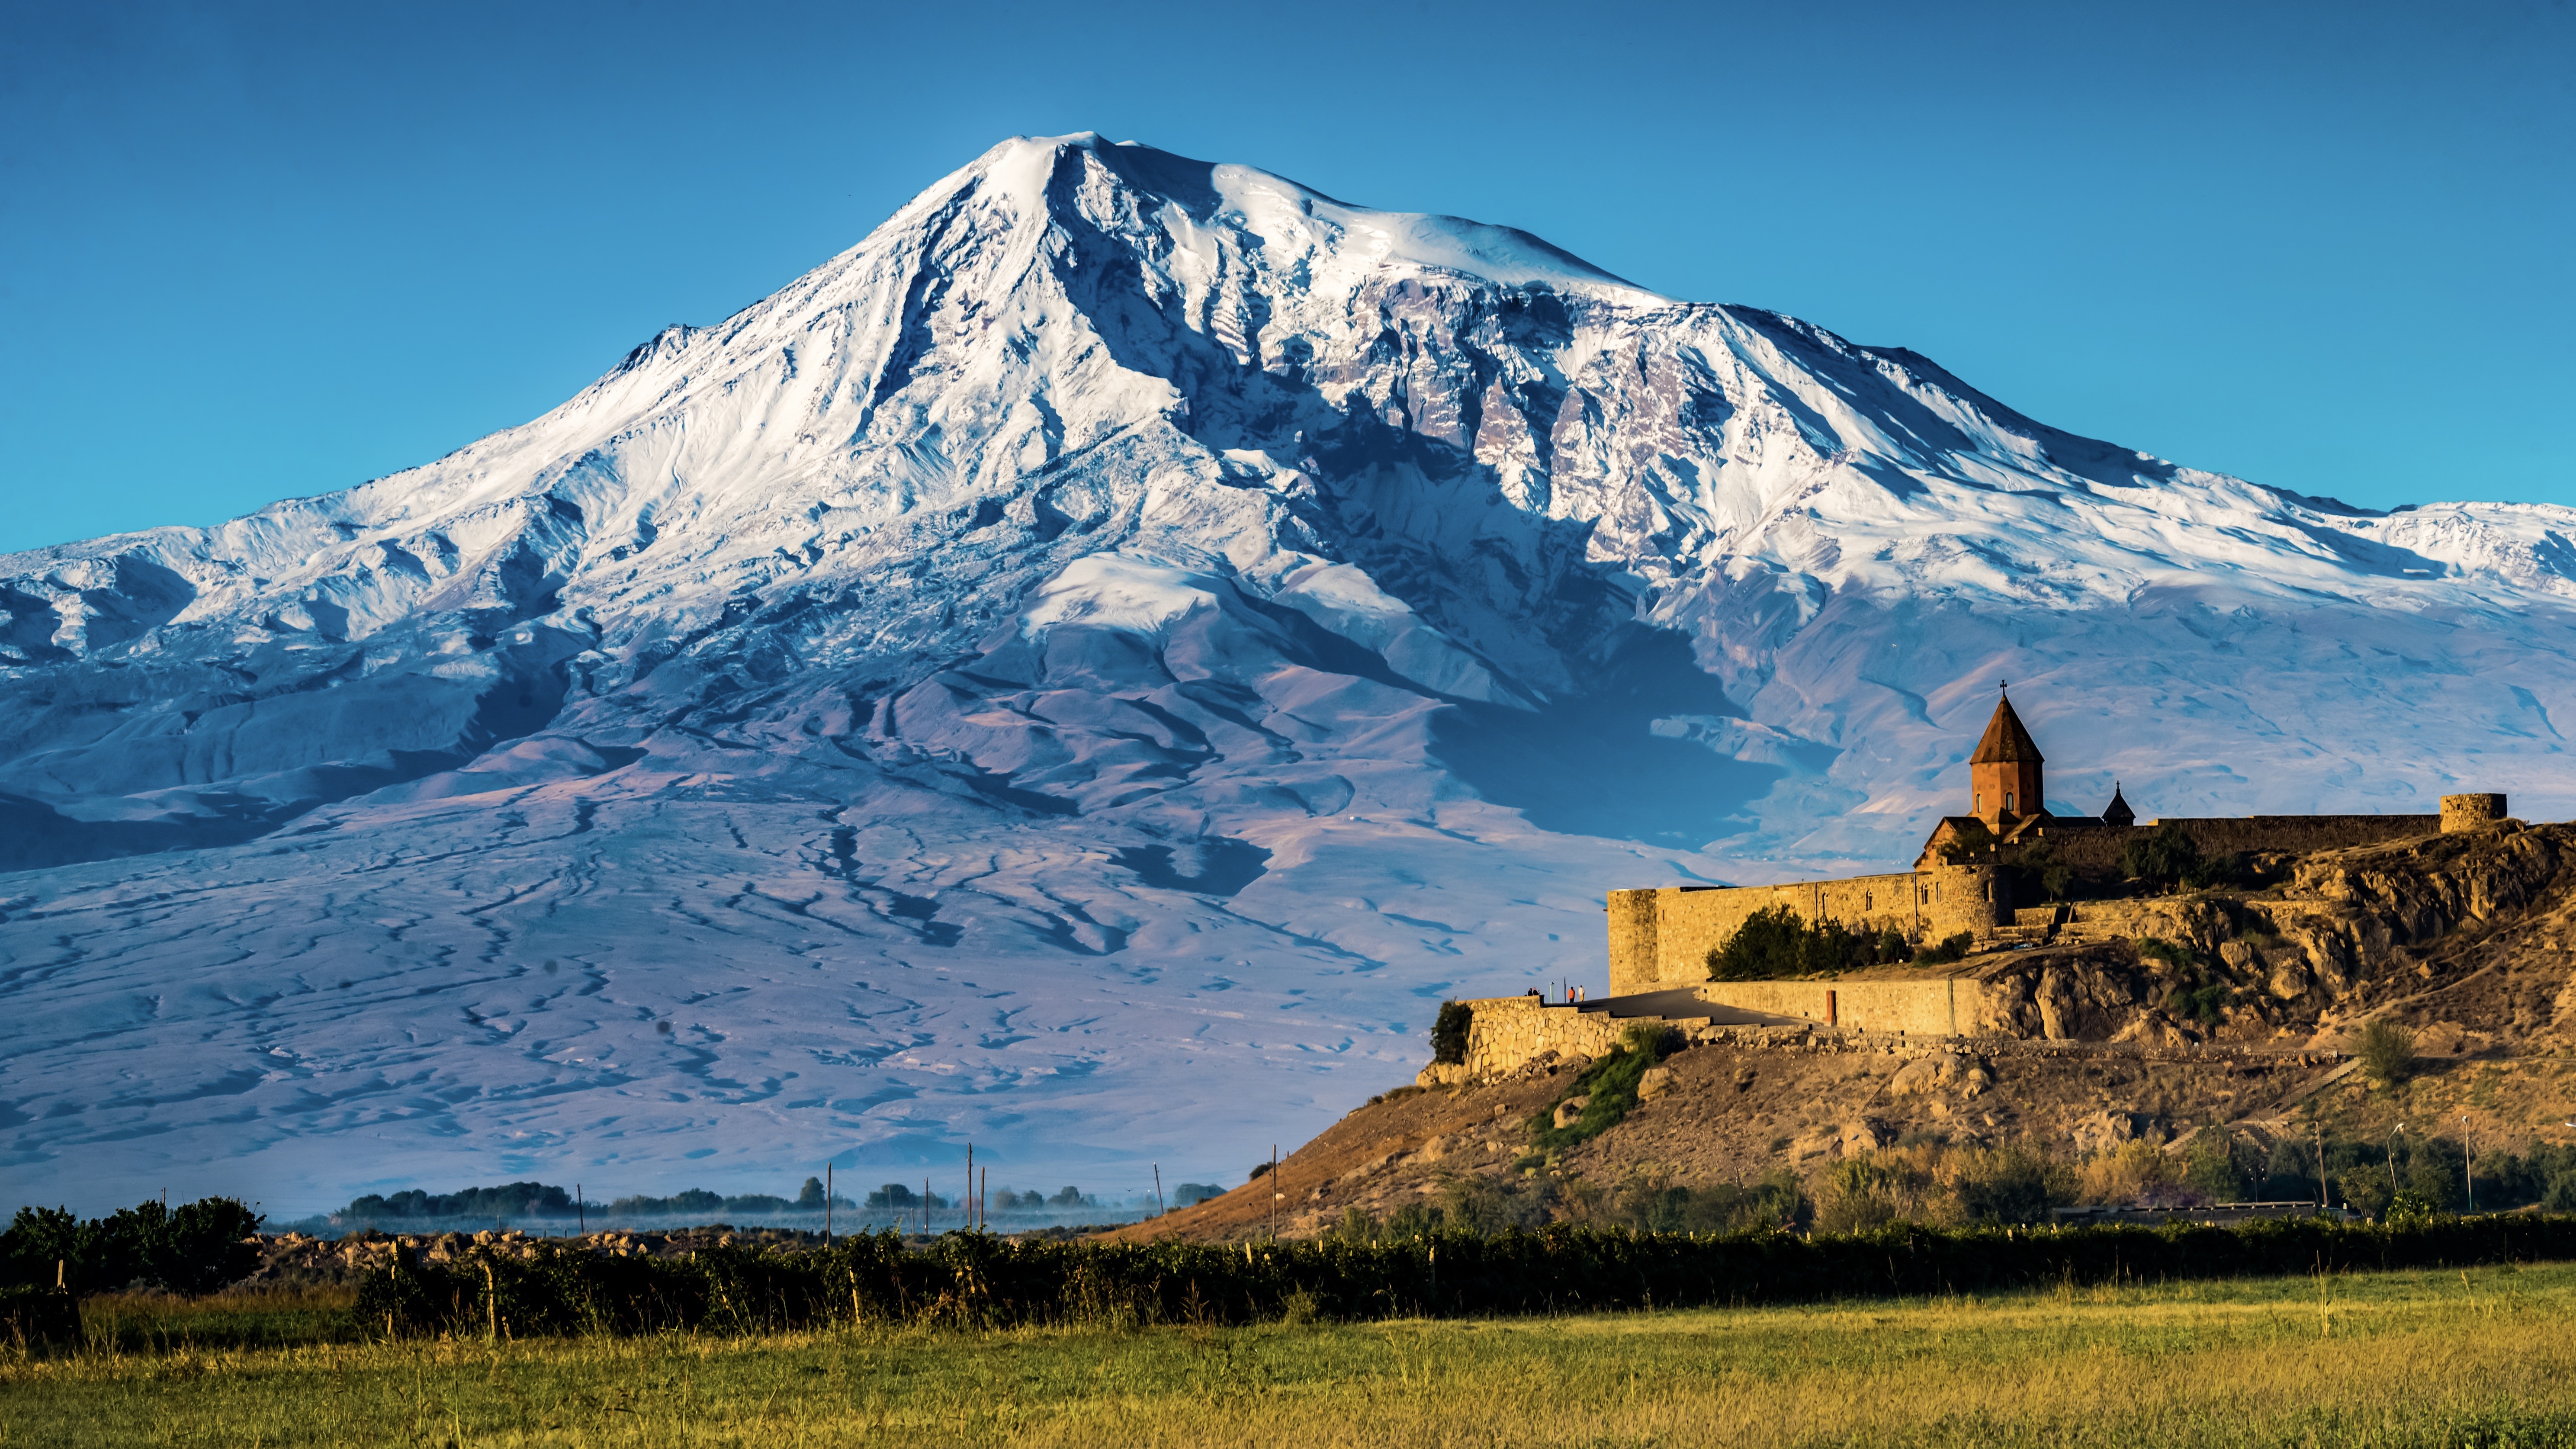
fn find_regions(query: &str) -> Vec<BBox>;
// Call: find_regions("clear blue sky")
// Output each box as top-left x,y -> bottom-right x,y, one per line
4,0 -> 2570,553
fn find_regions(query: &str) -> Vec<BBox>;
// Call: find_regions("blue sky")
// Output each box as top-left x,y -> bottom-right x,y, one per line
3,0 -> 2569,553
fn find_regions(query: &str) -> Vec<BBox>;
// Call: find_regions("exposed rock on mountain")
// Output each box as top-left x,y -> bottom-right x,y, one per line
6,134 -> 2575,1211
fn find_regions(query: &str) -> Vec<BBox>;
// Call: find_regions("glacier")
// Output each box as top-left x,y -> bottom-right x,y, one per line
6,133 -> 2574,1214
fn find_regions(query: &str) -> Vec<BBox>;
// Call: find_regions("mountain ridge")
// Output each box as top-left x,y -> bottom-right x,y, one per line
4,133 -> 2572,1212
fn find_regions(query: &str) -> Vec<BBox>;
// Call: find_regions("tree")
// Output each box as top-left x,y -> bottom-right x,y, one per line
1706,907 -> 1893,980
1431,1001 -> 1472,1065
1707,905 -> 1808,980
2013,839 -> 2076,902
2120,822 -> 2202,887
2357,1019 -> 2416,1090
796,1176 -> 827,1209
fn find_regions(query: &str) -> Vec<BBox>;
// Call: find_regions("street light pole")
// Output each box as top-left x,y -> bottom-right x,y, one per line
2462,1115 -> 2475,1211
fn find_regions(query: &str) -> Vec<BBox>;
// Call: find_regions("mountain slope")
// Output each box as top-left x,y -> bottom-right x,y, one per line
5,134 -> 2573,1212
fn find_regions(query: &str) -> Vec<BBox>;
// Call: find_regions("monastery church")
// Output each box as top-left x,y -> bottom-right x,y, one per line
1602,688 -> 2506,999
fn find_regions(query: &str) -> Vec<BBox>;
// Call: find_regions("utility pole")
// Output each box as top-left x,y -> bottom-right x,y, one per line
2314,1121 -> 2328,1211
2463,1115 -> 2475,1211
577,1183 -> 585,1236
1154,1163 -> 1164,1217
824,1164 -> 832,1244
966,1142 -> 973,1232
2388,1126 -> 2402,1202
1270,1144 -> 1280,1242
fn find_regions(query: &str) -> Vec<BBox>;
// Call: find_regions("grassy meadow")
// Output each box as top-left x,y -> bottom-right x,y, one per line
9,1265 -> 2576,1446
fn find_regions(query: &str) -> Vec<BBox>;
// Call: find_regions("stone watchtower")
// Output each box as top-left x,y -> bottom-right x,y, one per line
1971,689 -> 2044,830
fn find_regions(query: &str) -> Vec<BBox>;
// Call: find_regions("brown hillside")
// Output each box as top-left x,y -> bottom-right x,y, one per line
1110,821 -> 2576,1243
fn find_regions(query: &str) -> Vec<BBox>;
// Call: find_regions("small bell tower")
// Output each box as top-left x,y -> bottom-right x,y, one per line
1970,684 -> 2045,830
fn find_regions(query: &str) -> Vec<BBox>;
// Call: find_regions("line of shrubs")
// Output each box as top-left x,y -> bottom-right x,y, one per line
4,1198 -> 263,1296
2,1196 -> 262,1345
347,1214 -> 2576,1338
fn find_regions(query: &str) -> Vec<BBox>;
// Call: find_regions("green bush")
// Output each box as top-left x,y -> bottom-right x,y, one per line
1529,1025 -> 1675,1152
0,1284 -> 80,1345
2011,839 -> 2076,902
1431,1001 -> 1473,1066
2358,1019 -> 2416,1089
1953,1143 -> 2075,1224
1705,906 -> 1811,979
1707,907 -> 1911,980
2169,982 -> 2232,1024
2121,822 -> 2201,885
2184,851 -> 2249,890
2134,935 -> 2194,968
1599,1173 -> 1804,1235
2386,1190 -> 2439,1228
1915,931 -> 1976,965
1,1198 -> 261,1297
2136,938 -> 2234,1023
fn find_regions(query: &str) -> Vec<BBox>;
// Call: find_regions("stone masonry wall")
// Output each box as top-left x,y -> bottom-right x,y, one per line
1607,866 -> 2007,995
1432,982 -> 2012,1084
1445,995 -> 1638,1083
2442,794 -> 2507,832
1982,815 -> 2444,879
1696,978 -> 1998,1035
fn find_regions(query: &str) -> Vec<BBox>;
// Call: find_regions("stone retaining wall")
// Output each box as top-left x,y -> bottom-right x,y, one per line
1696,978 -> 1998,1035
1442,995 -> 1642,1082
1423,991 -> 2347,1085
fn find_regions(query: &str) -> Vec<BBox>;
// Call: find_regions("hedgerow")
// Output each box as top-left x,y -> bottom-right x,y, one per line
2,1198 -> 261,1296
350,1214 -> 2576,1338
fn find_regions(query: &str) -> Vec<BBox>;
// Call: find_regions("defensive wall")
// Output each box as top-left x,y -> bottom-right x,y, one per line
1421,983 -> 2011,1085
1964,815 -> 2446,875
1608,865 -> 2005,996
1614,807 -> 2493,998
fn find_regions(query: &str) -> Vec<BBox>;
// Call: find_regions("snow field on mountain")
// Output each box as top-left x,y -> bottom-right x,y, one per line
6,132 -> 2576,1213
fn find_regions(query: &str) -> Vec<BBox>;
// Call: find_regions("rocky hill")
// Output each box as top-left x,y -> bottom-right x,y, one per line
1121,820 -> 2576,1240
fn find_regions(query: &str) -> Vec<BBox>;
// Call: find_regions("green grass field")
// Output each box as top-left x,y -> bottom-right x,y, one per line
9,1265 -> 2576,1446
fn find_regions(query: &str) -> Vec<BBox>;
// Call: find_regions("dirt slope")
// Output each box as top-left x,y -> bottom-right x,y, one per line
1111,823 -> 2576,1242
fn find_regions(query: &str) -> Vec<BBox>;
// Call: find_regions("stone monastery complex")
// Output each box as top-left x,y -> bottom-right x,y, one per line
1426,688 -> 2512,1085
1605,689 -> 2503,999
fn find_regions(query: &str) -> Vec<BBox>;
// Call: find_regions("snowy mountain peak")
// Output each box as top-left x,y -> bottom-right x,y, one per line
6,137 -> 2576,1211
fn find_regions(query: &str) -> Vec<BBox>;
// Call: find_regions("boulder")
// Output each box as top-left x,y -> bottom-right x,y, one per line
2069,1108 -> 2161,1156
1887,1057 -> 1943,1096
1552,1096 -> 1591,1129
1638,1066 -> 1675,1102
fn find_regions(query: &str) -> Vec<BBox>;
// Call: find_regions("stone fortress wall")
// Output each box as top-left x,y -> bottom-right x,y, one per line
1608,866 -> 2004,996
1603,796 -> 2508,1006
1992,815 -> 2442,877
1423,983 -> 2009,1089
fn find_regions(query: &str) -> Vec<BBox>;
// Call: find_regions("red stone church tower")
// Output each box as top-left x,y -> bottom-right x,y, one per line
1970,689 -> 2044,829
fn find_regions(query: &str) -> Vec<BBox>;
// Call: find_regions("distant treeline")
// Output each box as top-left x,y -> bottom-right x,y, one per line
333,1178 -> 1127,1222
337,1179 -> 860,1222
356,1215 -> 2576,1338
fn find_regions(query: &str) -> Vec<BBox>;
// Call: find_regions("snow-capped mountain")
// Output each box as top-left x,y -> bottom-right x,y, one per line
6,134 -> 2573,1212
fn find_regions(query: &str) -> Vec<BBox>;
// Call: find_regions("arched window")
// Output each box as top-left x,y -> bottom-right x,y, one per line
2004,791 -> 2016,813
